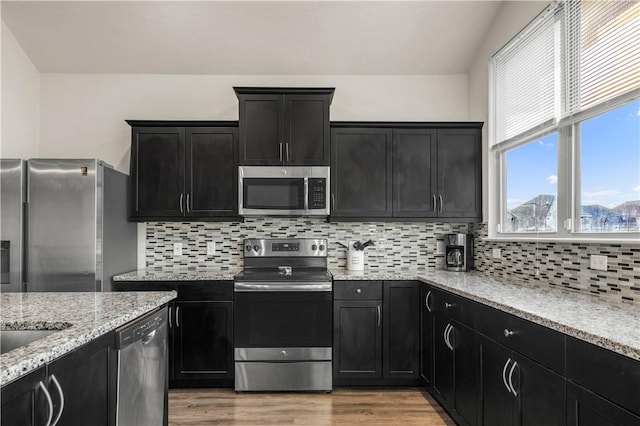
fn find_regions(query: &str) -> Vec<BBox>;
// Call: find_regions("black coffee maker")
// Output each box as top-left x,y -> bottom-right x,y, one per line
444,233 -> 474,271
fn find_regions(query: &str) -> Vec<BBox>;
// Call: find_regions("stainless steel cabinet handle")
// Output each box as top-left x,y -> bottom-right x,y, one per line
50,374 -> 64,426
432,194 -> 437,213
356,288 -> 362,293
304,177 -> 309,211
376,305 -> 381,327
179,193 -> 184,214
438,194 -> 443,213
38,381 -> 54,426
444,324 -> 454,351
176,306 -> 180,328
504,329 -> 514,337
502,358 -> 512,394
425,290 -> 432,312
279,142 -> 283,162
508,361 -> 518,396
286,143 -> 290,162
168,306 -> 172,328
186,194 -> 190,213
331,193 -> 335,213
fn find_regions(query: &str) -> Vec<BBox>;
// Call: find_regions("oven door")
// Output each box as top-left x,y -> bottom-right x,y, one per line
234,286 -> 332,348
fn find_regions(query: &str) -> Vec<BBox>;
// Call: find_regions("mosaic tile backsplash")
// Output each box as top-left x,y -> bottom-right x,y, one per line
145,219 -> 470,270
145,219 -> 639,304
471,223 -> 640,304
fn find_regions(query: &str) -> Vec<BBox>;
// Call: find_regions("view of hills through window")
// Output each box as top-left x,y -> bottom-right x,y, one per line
505,100 -> 639,233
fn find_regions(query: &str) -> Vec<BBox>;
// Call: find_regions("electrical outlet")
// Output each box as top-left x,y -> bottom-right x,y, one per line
436,241 -> 444,255
492,248 -> 502,259
207,242 -> 216,256
590,254 -> 607,271
173,243 -> 182,257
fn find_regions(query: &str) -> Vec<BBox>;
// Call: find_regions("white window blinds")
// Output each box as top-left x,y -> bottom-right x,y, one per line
491,6 -> 562,144
565,1 -> 640,113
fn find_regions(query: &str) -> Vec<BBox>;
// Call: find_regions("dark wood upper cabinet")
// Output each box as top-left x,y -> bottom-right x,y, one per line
235,87 -> 334,166
128,121 -> 239,221
330,128 -> 393,217
330,122 -> 482,221
437,128 -> 482,219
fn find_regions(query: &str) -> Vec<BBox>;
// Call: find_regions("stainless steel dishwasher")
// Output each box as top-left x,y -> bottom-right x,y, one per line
116,306 -> 168,426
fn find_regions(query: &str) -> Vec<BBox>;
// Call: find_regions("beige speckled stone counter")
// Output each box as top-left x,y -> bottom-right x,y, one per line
331,268 -> 640,362
113,266 -> 241,282
0,291 -> 176,386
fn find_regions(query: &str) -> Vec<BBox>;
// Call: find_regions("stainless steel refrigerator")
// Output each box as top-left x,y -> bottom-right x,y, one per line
0,158 -> 137,292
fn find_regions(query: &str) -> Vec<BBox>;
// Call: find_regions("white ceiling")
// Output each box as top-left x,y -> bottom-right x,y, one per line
2,1 -> 504,75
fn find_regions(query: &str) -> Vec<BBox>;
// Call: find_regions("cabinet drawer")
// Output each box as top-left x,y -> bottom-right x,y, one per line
567,337 -> 640,416
476,304 -> 564,373
114,280 -> 233,301
334,281 -> 382,300
430,288 -> 476,328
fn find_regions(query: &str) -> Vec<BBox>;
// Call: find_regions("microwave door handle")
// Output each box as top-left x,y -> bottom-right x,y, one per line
304,177 -> 309,211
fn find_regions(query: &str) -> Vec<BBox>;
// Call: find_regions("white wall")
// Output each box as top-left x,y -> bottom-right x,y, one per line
467,1 -> 547,221
1,21 -> 40,159
37,74 -> 468,172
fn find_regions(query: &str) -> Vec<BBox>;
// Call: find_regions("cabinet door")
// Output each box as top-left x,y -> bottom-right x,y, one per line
436,128 -> 482,219
331,128 -> 392,217
567,382 -> 640,426
284,95 -> 330,165
46,333 -> 112,426
130,127 -> 185,218
432,315 -> 454,410
451,321 -> 478,426
333,300 -> 382,380
478,337 -> 515,426
185,127 -> 238,217
1,367 -> 49,426
383,281 -> 420,380
173,301 -> 234,387
420,284 -> 434,388
512,354 -> 565,426
238,94 -> 284,165
393,129 -> 437,217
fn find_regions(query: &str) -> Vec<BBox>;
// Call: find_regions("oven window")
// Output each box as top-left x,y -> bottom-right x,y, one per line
243,178 -> 304,210
235,292 -> 332,348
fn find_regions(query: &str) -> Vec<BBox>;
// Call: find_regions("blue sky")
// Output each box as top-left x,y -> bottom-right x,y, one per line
506,100 -> 640,210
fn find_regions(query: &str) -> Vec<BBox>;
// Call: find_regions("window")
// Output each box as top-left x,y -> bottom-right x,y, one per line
490,0 -> 640,240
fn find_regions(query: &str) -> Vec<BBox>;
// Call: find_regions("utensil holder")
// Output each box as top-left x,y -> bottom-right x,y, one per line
347,250 -> 364,271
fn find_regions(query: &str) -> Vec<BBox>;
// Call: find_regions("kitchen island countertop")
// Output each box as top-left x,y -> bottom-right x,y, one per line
0,291 -> 176,386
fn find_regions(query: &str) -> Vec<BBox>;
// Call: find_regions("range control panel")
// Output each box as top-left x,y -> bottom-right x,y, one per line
244,238 -> 327,257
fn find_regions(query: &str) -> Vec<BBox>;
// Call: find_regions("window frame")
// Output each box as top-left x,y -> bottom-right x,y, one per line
488,1 -> 640,242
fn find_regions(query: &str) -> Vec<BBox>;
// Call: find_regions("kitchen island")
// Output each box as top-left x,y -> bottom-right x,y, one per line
0,291 -> 175,386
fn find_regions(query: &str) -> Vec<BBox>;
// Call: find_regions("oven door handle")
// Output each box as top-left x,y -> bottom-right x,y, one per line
234,282 -> 332,292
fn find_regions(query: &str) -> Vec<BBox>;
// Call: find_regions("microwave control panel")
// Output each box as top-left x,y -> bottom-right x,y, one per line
308,178 -> 327,209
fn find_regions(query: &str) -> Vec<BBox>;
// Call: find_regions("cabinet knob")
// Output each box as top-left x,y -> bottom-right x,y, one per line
445,302 -> 453,309
280,350 -> 288,357
504,329 -> 514,337
356,288 -> 362,294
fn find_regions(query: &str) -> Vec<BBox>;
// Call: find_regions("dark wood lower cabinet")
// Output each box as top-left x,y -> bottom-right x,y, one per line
383,281 -> 420,380
566,382 -> 640,426
333,300 -> 382,380
432,315 -> 477,426
172,301 -> 234,387
420,284 -> 433,389
1,367 -> 48,426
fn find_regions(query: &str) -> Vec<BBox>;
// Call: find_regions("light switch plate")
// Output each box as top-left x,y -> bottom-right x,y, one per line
207,242 -> 216,256
590,254 -> 607,271
173,243 -> 183,256
492,248 -> 502,259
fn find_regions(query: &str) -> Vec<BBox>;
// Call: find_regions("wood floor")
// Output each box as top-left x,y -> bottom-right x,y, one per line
168,388 -> 455,425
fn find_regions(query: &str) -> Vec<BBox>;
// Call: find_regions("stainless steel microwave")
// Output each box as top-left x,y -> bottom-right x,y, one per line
238,166 -> 330,216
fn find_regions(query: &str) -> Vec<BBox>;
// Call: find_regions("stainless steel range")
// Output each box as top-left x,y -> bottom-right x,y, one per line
234,238 -> 332,392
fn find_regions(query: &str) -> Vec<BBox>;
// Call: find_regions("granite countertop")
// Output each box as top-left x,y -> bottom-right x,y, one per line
113,266 -> 242,282
0,291 -> 176,386
331,267 -> 432,281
